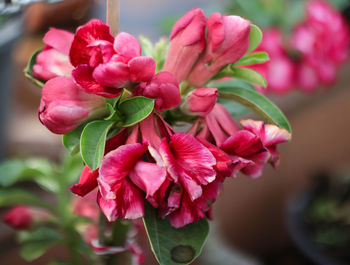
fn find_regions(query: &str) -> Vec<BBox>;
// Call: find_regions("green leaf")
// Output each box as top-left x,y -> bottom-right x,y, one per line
62,124 -> 85,155
234,52 -> 269,66
0,160 -> 26,187
230,67 -> 267,88
143,203 -> 209,265
80,120 -> 115,171
247,24 -> 263,53
0,189 -> 53,210
217,84 -> 291,133
24,50 -> 45,87
19,227 -> 63,261
118,96 -> 154,127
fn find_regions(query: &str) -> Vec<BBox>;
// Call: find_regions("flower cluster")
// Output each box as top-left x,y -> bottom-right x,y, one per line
32,8 -> 291,231
250,0 -> 349,94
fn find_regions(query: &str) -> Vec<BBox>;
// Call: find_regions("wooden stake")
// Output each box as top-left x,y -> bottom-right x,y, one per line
107,0 -> 120,36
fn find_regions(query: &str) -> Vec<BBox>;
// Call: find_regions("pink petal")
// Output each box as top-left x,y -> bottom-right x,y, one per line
104,128 -> 128,154
263,124 -> 291,146
168,194 -> 205,228
186,88 -> 218,116
140,114 -> 162,149
205,112 -> 227,147
98,143 -> 148,200
241,151 -> 269,178
72,65 -> 121,98
70,19 -> 114,67
70,166 -> 98,196
128,56 -> 156,83
92,61 -> 130,89
129,161 -> 167,197
87,40 -> 115,67
221,130 -> 266,157
114,32 -> 141,58
97,179 -> 144,221
43,28 -> 74,55
212,104 -> 240,136
33,49 -> 73,81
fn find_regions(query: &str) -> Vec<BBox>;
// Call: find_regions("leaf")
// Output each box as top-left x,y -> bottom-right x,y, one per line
230,67 -> 267,88
217,84 -> 291,133
19,227 -> 63,261
62,124 -> 85,155
0,189 -> 53,210
80,120 -> 115,171
24,50 -> 45,87
247,24 -> 263,53
118,96 -> 154,127
234,52 -> 269,66
0,160 -> 26,187
143,204 -> 209,265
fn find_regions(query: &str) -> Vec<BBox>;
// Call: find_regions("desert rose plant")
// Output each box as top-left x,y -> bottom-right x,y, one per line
1,6 -> 292,265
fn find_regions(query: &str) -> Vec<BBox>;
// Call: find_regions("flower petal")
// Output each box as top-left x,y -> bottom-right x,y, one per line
129,161 -> 167,197
92,61 -> 130,89
128,56 -> 156,83
114,32 -> 141,58
43,28 -> 74,55
98,143 -> 148,200
72,65 -> 121,98
70,166 -> 98,196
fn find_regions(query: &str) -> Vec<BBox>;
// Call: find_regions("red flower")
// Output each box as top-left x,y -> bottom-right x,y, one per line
38,77 -> 106,134
33,28 -> 74,81
3,206 -> 50,230
188,13 -> 250,87
163,8 -> 207,83
70,19 -> 156,98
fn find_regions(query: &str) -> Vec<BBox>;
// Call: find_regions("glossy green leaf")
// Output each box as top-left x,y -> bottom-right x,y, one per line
0,189 -> 53,210
19,227 -> 63,261
234,52 -> 269,66
62,124 -> 85,155
24,50 -> 45,87
217,84 -> 291,133
143,203 -> 209,265
80,120 -> 115,171
118,96 -> 154,127
247,24 -> 263,53
230,67 -> 267,88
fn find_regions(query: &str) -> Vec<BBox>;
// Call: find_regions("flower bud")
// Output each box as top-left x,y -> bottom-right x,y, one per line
33,28 -> 74,81
3,206 -> 51,230
187,13 -> 250,87
182,88 -> 218,116
38,77 -> 106,134
163,8 -> 207,83
136,71 -> 181,112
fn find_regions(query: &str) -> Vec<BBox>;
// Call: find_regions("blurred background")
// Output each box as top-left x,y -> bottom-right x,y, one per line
0,0 -> 350,264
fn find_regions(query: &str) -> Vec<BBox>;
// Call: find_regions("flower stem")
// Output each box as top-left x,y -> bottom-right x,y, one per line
107,0 -> 120,36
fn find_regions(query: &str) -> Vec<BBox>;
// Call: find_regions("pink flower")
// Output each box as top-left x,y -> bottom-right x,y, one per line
3,206 -> 50,230
187,13 -> 251,87
249,29 -> 295,94
70,19 -> 156,98
163,8 -> 207,83
33,28 -> 74,81
97,142 -> 167,221
38,77 -> 107,134
291,0 -> 349,91
221,130 -> 269,178
134,71 -> 181,112
182,88 -> 218,116
240,119 -> 291,167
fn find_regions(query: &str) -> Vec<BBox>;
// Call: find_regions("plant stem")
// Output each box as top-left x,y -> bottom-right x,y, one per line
107,0 -> 120,36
